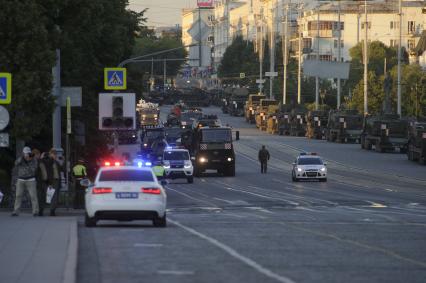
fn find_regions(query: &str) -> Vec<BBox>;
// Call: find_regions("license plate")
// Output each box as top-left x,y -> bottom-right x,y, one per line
116,192 -> 139,199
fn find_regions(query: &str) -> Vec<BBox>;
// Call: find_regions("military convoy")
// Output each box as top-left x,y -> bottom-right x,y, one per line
326,109 -> 363,143
289,107 -> 308,136
136,100 -> 160,127
228,88 -> 249,116
360,114 -> 409,153
255,99 -> 279,131
407,121 -> 426,164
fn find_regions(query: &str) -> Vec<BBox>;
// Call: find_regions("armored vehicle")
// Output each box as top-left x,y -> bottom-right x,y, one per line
407,121 -> 426,164
192,115 -> 222,130
245,94 -> 266,123
189,127 -> 235,177
179,109 -> 203,129
136,100 -> 160,127
266,113 -> 279,134
361,114 -> 409,153
326,109 -> 363,143
255,99 -> 280,131
289,106 -> 308,136
177,88 -> 211,107
228,88 -> 249,116
306,110 -> 329,139
140,125 -> 165,154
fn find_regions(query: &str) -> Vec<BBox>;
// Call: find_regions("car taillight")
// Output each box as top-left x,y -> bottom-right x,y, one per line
92,187 -> 112,194
141,187 -> 161,195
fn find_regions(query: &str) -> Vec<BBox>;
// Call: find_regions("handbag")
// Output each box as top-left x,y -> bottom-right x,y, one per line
46,186 -> 56,204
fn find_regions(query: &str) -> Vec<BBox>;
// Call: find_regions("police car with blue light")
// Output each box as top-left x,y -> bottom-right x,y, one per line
291,152 -> 327,182
82,161 -> 167,227
163,147 -> 194,183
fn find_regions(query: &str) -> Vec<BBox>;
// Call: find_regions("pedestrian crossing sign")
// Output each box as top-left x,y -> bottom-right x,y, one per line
104,68 -> 127,90
0,73 -> 11,104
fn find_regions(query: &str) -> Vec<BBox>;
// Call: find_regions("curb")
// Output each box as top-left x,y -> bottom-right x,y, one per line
63,218 -> 78,283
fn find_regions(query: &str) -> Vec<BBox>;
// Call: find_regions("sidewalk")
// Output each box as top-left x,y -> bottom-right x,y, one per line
0,211 -> 78,283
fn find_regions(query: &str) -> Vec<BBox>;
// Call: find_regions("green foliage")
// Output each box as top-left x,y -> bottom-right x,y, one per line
349,71 -> 385,114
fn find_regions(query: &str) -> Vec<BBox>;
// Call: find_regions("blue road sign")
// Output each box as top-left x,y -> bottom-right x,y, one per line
104,68 -> 127,90
0,73 -> 11,104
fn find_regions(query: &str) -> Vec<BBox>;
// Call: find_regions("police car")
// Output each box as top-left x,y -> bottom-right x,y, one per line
163,148 -> 194,183
83,164 -> 167,227
291,153 -> 327,182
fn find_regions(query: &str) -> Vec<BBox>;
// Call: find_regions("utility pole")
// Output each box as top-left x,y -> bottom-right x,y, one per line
269,0 -> 277,100
259,13 -> 264,95
363,0 -> 368,115
337,0 -> 342,109
198,7 -> 202,67
163,59 -> 166,95
297,3 -> 303,104
397,0 -> 402,116
150,57 -> 154,91
315,6 -> 320,110
282,3 -> 289,104
52,49 -> 62,153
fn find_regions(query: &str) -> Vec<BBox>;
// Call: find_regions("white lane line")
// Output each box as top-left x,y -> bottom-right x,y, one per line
223,186 -> 300,206
166,187 -> 219,208
157,270 -> 194,275
169,219 -> 296,283
134,243 -> 163,247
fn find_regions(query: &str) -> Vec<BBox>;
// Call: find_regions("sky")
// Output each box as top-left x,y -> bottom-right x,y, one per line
129,0 -> 197,27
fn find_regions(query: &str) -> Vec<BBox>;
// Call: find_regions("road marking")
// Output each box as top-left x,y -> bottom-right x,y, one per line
223,186 -> 299,206
134,243 -> 163,247
279,222 -> 426,269
169,219 -> 296,283
157,270 -> 194,275
365,201 -> 387,208
166,187 -> 219,208
213,197 -> 250,206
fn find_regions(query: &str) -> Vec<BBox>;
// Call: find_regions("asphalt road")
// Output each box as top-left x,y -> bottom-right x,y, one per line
78,106 -> 426,283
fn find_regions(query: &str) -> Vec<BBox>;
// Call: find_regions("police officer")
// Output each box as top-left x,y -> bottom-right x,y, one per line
258,145 -> 270,174
152,161 -> 165,180
72,159 -> 87,209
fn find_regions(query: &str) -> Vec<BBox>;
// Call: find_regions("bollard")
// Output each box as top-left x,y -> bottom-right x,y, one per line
236,131 -> 240,141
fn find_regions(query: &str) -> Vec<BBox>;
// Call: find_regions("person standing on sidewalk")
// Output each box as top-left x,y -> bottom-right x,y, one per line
12,147 -> 39,216
45,149 -> 63,216
36,152 -> 49,216
258,145 -> 270,174
72,158 -> 87,209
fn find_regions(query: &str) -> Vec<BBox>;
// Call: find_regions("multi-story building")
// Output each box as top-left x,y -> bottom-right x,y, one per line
298,0 -> 426,64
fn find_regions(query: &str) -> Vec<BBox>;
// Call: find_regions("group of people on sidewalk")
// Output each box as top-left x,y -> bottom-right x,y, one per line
11,146 -> 87,217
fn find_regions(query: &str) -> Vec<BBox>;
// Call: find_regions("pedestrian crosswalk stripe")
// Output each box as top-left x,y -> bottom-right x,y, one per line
108,72 -> 123,85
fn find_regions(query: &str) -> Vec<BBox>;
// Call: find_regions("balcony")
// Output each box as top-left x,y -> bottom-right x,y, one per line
307,30 -> 333,38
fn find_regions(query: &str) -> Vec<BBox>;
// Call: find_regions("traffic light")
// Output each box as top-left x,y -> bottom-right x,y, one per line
99,93 -> 136,130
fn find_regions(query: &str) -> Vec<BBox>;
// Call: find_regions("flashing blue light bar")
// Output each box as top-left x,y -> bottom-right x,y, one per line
145,161 -> 152,166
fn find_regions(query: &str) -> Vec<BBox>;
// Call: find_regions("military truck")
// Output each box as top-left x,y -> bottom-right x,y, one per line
189,127 -> 235,177
360,114 -> 410,153
407,121 -> 426,164
289,106 -> 308,136
245,94 -> 266,123
221,87 -> 233,113
136,100 -> 160,127
306,110 -> 329,139
255,99 -> 280,131
266,113 -> 279,134
228,88 -> 249,116
326,109 -> 363,143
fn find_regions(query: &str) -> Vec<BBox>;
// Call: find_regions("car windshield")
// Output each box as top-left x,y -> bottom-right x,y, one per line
145,130 -> 164,138
298,157 -> 323,165
182,112 -> 202,120
201,129 -> 232,142
99,170 -> 154,182
163,151 -> 190,160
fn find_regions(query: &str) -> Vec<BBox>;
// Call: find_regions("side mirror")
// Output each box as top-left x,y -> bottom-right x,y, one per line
80,179 -> 92,187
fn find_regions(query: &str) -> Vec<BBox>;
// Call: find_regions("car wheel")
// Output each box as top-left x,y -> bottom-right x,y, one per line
153,214 -> 167,227
85,213 -> 97,227
187,176 -> 194,183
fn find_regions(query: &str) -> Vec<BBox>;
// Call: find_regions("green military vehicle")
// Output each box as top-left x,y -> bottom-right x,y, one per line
407,120 -> 426,163
326,109 -> 363,143
306,110 -> 328,139
245,94 -> 266,124
228,88 -> 249,116
360,114 -> 409,153
289,106 -> 308,136
277,104 -> 293,135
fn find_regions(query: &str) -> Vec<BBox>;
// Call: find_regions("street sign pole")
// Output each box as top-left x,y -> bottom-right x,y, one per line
66,97 -> 71,207
52,49 -> 63,156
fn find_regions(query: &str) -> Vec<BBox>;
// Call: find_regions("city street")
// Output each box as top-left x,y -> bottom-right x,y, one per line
77,106 -> 426,283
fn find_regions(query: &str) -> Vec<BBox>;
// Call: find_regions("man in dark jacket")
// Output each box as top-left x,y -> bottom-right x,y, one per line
258,145 -> 270,174
45,149 -> 63,216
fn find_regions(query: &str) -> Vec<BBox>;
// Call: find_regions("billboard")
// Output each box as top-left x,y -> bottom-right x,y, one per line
197,0 -> 213,8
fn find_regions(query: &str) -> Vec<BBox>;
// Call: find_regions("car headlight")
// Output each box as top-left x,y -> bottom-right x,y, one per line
227,157 -> 232,162
297,167 -> 303,172
320,167 -> 326,172
144,143 -> 148,147
199,157 -> 207,163
184,160 -> 192,168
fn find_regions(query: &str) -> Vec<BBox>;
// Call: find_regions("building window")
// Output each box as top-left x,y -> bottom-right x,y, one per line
390,21 -> 399,29
319,55 -> 332,61
361,22 -> 371,29
390,39 -> 397,47
408,21 -> 415,33
333,22 -> 344,31
334,40 -> 344,48
407,39 -> 415,49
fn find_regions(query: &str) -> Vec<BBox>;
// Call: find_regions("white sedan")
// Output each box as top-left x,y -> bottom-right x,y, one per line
84,166 -> 167,227
291,154 -> 327,182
